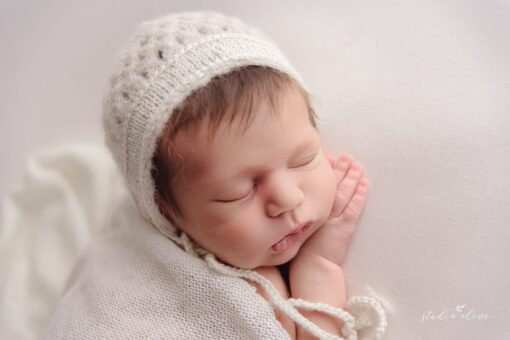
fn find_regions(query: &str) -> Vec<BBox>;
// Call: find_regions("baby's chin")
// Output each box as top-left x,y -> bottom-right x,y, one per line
217,221 -> 325,269
230,250 -> 297,270
272,249 -> 301,266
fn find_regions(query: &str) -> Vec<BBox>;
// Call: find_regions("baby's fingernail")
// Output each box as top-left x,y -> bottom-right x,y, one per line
352,163 -> 363,171
339,154 -> 351,162
337,155 -> 352,168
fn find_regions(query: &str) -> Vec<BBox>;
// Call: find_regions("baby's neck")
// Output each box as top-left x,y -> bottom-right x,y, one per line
277,261 -> 291,292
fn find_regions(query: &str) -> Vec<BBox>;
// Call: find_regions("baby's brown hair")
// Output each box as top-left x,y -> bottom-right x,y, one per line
151,65 -> 318,223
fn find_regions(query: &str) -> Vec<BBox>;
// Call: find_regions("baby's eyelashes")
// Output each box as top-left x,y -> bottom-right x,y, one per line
289,152 -> 320,169
213,154 -> 321,204
214,186 -> 255,203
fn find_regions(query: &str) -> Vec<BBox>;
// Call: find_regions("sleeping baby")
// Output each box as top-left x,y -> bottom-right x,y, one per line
41,11 -> 388,340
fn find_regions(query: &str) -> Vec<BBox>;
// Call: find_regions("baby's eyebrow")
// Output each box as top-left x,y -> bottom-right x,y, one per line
206,165 -> 259,185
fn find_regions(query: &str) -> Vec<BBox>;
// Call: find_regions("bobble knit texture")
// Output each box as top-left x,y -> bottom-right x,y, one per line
102,11 -> 306,240
101,12 -> 390,339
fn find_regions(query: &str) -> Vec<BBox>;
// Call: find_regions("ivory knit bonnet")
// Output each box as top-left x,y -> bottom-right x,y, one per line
102,11 -> 307,239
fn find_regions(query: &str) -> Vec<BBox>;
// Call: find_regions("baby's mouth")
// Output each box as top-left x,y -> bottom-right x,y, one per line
271,222 -> 312,252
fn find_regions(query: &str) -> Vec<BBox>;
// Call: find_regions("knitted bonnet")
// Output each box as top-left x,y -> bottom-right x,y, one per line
102,11 -> 389,339
102,11 -> 306,240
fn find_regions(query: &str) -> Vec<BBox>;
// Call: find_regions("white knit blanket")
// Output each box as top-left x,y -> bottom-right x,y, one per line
40,182 -> 290,339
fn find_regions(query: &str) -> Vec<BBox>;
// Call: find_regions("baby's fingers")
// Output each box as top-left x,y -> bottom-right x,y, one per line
339,178 -> 370,224
331,160 -> 365,217
334,154 -> 353,183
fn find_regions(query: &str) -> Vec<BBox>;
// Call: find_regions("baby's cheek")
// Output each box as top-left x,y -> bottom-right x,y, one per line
316,161 -> 337,214
203,203 -> 246,225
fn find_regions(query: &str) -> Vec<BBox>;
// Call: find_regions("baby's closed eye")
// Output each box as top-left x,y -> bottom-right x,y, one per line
289,151 -> 320,169
213,185 -> 256,203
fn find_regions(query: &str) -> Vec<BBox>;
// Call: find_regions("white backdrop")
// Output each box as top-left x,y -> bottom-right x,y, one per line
1,1 -> 509,339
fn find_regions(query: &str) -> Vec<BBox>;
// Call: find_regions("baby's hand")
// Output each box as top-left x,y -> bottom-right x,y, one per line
296,154 -> 369,267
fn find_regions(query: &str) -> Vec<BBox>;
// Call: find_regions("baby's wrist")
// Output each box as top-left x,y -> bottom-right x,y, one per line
290,250 -> 343,279
289,252 -> 347,331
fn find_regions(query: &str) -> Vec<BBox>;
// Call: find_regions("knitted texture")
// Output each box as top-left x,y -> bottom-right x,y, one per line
40,186 -> 291,339
102,11 -> 306,239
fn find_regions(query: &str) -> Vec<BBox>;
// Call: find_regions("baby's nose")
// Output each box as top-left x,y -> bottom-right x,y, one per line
264,172 -> 304,217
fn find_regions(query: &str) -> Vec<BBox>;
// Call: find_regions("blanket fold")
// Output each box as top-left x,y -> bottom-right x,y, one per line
0,144 -> 119,340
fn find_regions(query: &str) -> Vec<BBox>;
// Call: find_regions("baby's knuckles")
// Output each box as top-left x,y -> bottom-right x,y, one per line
294,155 -> 367,267
296,217 -> 350,266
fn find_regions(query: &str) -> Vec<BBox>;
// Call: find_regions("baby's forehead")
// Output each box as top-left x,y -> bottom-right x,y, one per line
172,119 -> 238,183
171,85 -> 314,181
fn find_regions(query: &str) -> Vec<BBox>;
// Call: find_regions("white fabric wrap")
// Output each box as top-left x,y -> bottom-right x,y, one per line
40,187 -> 290,339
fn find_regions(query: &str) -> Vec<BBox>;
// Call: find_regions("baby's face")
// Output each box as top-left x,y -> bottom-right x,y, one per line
170,88 -> 337,269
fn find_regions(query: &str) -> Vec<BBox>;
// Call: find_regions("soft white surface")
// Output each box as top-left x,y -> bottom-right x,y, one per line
0,145 -> 120,339
1,1 -> 509,339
